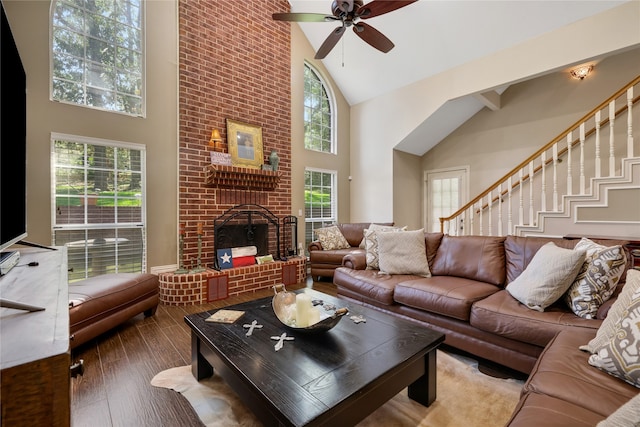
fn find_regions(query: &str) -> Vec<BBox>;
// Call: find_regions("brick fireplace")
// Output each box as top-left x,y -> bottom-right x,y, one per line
169,0 -> 297,302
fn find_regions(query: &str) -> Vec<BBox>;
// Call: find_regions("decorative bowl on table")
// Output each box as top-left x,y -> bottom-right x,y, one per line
272,284 -> 348,333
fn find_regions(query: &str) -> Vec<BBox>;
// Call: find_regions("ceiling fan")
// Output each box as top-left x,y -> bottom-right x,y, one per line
273,0 -> 417,59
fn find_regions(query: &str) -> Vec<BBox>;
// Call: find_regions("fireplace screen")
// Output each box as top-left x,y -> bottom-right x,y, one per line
213,204 -> 280,269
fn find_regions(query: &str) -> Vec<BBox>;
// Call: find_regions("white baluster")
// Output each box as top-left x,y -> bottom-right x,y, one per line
609,101 -> 616,176
567,131 -> 573,195
469,206 -> 474,236
541,151 -> 547,212
479,199 -> 484,236
518,169 -> 524,226
580,123 -> 586,195
488,190 -> 493,236
529,161 -> 534,226
497,183 -> 503,236
552,143 -> 558,211
628,86 -> 634,157
507,176 -> 513,235
595,110 -> 601,178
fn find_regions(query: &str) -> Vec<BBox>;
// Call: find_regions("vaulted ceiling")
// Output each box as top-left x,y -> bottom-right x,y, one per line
287,0 -> 630,155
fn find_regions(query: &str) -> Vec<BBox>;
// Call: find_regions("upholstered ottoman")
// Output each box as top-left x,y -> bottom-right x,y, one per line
69,273 -> 159,349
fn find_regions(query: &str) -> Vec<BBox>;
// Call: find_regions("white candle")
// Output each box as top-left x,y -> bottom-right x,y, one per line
296,293 -> 313,327
308,306 -> 320,326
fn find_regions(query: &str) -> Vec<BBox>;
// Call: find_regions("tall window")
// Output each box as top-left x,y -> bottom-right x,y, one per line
304,169 -> 337,249
52,134 -> 146,281
304,63 -> 334,153
51,0 -> 144,116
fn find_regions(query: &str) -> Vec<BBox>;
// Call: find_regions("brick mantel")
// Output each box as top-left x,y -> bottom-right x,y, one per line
204,165 -> 281,191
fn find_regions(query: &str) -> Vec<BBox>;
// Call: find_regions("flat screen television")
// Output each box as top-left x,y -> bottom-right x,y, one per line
0,1 -> 28,256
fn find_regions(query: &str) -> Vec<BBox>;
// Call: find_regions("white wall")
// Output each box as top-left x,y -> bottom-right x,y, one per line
349,1 -> 640,223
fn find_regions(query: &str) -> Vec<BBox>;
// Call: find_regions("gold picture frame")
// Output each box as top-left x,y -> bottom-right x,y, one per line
226,119 -> 263,169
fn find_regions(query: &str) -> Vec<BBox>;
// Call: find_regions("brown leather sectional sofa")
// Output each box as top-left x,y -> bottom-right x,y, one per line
333,233 -> 638,425
308,222 -> 392,280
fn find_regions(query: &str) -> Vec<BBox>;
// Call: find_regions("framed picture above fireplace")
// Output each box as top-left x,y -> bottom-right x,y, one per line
227,119 -> 263,169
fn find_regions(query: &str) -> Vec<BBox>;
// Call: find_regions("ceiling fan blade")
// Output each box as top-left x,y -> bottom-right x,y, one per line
352,22 -> 394,53
356,0 -> 417,19
315,26 -> 346,59
272,13 -> 333,23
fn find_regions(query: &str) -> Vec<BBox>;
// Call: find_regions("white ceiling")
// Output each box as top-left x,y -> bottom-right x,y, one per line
287,0 -> 630,155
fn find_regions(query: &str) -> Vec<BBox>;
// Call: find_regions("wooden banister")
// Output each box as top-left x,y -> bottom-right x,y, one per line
441,74 -> 640,231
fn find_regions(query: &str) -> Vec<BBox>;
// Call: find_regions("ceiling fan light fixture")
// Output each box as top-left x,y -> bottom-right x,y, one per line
569,65 -> 594,80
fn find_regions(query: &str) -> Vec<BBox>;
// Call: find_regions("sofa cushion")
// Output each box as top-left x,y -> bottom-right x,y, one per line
430,235 -> 506,286
506,391 -> 605,427
597,393 -> 640,427
377,229 -> 431,277
333,267 -> 424,306
581,269 -> 640,354
314,225 -> 350,250
506,243 -> 585,312
471,290 -> 601,347
523,329 -> 638,418
587,273 -> 640,388
394,276 -> 500,321
564,238 -> 627,319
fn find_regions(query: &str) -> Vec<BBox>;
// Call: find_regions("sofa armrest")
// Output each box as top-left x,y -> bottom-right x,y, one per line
343,252 -> 366,270
308,240 -> 323,252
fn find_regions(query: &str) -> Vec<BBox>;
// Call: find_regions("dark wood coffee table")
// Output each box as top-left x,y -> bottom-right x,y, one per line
184,288 -> 444,426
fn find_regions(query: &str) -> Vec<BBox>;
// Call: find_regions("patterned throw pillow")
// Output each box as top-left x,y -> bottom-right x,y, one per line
314,225 -> 350,251
581,269 -> 640,354
377,229 -> 431,277
587,274 -> 640,388
565,238 -> 627,319
363,226 -> 406,270
506,242 -> 585,312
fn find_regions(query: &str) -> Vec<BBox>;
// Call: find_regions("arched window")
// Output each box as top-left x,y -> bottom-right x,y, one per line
51,0 -> 144,116
304,63 -> 335,153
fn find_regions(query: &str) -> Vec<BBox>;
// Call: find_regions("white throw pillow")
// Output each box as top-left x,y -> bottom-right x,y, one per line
363,226 -> 406,270
377,229 -> 431,277
506,242 -> 585,312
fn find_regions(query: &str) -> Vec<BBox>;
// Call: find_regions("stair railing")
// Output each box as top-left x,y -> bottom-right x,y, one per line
440,74 -> 640,236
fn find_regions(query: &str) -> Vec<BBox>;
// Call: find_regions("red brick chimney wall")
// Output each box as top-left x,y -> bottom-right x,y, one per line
178,0 -> 291,269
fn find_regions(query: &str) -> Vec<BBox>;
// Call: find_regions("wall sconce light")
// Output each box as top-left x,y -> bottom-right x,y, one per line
208,129 -> 223,151
569,65 -> 594,80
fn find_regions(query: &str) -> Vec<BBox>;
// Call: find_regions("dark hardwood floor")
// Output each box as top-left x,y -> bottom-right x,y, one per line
70,279 -> 336,427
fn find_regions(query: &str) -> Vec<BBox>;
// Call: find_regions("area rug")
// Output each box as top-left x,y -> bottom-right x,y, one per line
151,350 -> 523,426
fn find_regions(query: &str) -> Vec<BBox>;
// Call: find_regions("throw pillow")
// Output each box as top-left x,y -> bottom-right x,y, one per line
581,269 -> 640,354
506,242 -> 585,312
359,223 -> 401,248
363,226 -> 406,270
377,229 -> 431,277
597,393 -> 640,427
565,238 -> 627,319
587,279 -> 640,388
314,225 -> 350,251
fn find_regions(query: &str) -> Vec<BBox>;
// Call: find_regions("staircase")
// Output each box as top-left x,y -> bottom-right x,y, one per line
440,75 -> 640,238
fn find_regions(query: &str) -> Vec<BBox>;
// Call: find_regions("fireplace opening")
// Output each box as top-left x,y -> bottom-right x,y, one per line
214,204 -> 280,269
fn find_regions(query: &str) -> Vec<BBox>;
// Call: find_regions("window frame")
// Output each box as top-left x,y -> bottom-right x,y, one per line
49,0 -> 146,117
304,167 -> 338,248
303,61 -> 336,154
51,132 -> 147,280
